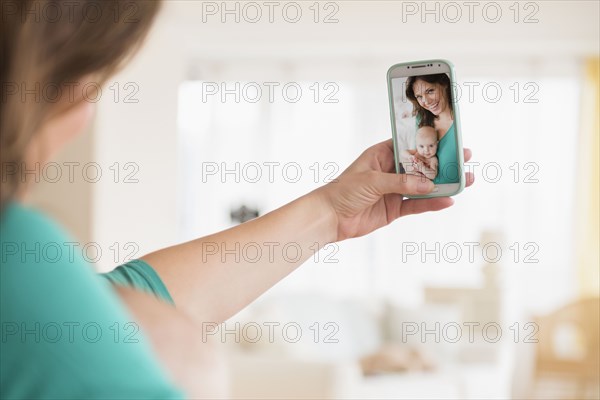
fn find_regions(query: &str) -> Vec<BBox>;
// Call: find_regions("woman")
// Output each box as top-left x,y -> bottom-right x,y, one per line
0,1 -> 473,398
406,73 -> 460,184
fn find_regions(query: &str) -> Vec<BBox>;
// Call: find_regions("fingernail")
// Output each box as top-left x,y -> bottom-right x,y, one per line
417,179 -> 433,193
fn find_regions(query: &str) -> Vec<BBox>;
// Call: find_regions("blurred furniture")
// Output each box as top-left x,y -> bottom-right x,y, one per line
224,292 -> 511,399
422,261 -> 501,363
228,352 -> 360,399
421,231 -> 504,363
528,297 -> 600,399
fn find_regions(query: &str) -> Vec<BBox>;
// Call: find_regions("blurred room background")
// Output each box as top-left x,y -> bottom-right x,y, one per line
31,1 -> 599,398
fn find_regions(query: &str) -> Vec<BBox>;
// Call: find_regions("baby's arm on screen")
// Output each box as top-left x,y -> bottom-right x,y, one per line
421,156 -> 438,180
400,149 -> 419,175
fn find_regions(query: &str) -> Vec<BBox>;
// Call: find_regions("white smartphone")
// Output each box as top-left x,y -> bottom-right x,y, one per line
387,60 -> 465,198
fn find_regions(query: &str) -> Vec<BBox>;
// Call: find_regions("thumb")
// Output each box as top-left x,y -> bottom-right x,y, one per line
375,172 -> 434,196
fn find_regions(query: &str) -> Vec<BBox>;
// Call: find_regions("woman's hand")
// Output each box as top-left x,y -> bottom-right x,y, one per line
316,139 -> 474,242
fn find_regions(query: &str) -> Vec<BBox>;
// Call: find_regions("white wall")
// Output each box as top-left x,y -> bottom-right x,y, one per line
93,17 -> 187,270
87,0 -> 598,274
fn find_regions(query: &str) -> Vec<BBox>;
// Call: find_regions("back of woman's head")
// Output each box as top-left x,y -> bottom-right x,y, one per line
1,0 -> 161,208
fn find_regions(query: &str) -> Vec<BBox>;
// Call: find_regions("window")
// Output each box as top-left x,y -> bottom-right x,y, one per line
178,60 -> 581,313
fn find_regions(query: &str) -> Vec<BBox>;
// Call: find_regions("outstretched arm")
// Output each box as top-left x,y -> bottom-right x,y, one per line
114,286 -> 227,398
143,140 -> 473,324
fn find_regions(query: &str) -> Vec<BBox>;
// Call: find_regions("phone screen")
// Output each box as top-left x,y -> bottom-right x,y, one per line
388,61 -> 464,197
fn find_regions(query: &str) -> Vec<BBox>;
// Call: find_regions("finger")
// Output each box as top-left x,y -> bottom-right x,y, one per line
365,138 -> 394,155
375,139 -> 396,172
399,197 -> 454,218
381,138 -> 394,152
350,139 -> 395,174
464,148 -> 472,162
376,172 -> 434,196
466,172 -> 475,187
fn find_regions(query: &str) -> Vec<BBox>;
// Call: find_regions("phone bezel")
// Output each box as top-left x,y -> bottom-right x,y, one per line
387,59 -> 465,198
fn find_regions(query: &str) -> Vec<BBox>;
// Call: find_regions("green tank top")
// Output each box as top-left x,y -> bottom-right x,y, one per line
0,202 -> 182,398
433,123 -> 460,184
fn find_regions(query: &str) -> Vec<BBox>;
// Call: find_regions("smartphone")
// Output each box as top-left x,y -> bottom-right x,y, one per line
387,60 -> 465,198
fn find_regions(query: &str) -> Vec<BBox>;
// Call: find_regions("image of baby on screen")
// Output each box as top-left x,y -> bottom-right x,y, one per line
402,126 -> 438,180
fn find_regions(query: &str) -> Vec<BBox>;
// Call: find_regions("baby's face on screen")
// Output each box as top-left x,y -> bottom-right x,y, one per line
415,127 -> 438,158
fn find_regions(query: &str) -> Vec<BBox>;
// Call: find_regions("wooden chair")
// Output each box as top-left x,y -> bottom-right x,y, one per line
529,297 -> 599,399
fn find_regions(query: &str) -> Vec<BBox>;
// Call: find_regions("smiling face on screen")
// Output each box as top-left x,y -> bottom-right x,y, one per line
412,79 -> 448,117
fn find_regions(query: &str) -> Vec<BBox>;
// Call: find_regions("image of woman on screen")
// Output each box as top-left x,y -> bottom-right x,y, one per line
401,73 -> 459,184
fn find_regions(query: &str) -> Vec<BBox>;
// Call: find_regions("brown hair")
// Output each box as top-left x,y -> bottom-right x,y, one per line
405,73 -> 453,129
0,0 -> 161,209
